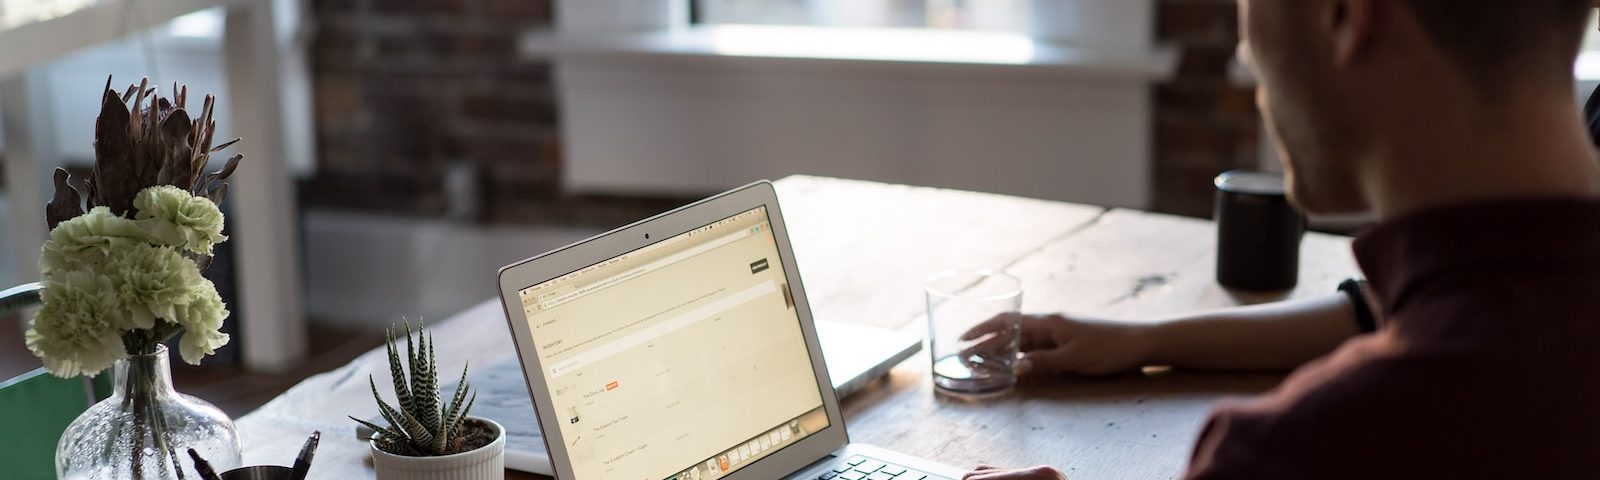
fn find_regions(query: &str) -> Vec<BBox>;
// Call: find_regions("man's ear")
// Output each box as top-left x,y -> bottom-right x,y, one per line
1330,0 -> 1375,67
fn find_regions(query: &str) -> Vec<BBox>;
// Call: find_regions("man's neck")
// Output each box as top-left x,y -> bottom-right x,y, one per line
1362,89 -> 1600,220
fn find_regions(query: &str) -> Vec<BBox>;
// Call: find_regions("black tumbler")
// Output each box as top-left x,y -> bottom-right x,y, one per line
1214,170 -> 1305,291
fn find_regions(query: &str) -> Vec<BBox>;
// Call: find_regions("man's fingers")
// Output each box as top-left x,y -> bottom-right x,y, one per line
1021,465 -> 1069,479
962,466 -> 1068,480
965,470 -> 1018,480
1017,347 -> 1084,376
962,465 -> 999,480
959,330 -> 1018,359
1014,357 -> 1036,376
960,313 -> 1022,341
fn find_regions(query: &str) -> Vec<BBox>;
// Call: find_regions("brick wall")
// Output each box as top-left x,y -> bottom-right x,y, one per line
1152,0 -> 1261,218
303,0 -> 690,227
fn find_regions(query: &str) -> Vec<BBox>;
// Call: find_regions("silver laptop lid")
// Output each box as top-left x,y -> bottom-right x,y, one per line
498,181 -> 849,480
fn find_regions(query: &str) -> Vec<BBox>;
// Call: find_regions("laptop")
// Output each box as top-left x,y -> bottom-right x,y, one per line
815,322 -> 919,399
416,321 -> 918,475
497,181 -> 965,480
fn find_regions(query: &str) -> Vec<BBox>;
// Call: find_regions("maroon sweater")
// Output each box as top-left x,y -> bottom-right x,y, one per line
1185,199 -> 1600,479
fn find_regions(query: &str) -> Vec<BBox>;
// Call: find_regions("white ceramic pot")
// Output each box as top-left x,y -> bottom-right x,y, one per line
370,417 -> 506,480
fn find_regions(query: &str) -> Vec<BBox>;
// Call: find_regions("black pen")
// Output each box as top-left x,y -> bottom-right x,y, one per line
188,448 -> 222,480
289,431 -> 321,480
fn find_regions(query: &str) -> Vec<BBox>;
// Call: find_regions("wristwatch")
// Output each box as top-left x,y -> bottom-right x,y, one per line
1337,278 -> 1378,333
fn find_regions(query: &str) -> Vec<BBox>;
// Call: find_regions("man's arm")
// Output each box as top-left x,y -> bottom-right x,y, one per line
965,293 -> 1366,375
1141,293 -> 1363,371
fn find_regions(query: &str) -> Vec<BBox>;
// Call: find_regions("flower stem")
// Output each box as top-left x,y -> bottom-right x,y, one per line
122,323 -> 184,357
153,402 -> 187,480
127,364 -> 148,480
121,348 -> 188,479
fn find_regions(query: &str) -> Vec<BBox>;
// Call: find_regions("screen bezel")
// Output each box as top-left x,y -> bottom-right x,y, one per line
497,180 -> 848,480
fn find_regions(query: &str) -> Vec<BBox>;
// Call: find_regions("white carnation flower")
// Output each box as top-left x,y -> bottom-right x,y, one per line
106,243 -> 207,330
133,185 -> 228,255
25,270 -> 129,377
40,206 -> 147,275
176,283 -> 230,365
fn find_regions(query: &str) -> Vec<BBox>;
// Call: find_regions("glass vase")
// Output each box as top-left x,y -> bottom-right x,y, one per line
56,345 -> 242,480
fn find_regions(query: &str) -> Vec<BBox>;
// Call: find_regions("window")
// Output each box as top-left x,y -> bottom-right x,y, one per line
695,0 -> 1029,33
1579,14 -> 1600,82
1586,15 -> 1600,52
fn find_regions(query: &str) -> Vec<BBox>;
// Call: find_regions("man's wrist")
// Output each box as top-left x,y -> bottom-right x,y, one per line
1131,320 -> 1172,367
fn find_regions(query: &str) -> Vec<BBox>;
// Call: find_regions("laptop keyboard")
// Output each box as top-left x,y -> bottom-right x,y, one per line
814,456 -> 953,480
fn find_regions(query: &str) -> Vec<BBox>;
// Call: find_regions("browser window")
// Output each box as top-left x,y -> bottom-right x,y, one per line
519,206 -> 829,480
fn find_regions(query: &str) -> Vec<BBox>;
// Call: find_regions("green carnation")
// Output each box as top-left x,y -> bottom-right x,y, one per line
176,283 -> 231,365
107,243 -> 207,330
40,207 -> 147,275
25,270 -> 129,377
133,185 -> 228,254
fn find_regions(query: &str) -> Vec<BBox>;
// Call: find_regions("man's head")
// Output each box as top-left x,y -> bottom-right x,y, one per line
1239,0 -> 1594,214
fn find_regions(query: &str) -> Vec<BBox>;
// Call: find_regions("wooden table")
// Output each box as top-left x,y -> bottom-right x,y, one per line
237,176 -> 1361,479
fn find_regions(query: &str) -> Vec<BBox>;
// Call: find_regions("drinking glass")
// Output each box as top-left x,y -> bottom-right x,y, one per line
925,270 -> 1023,394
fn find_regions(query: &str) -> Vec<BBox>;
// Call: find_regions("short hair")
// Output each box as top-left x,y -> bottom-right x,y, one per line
1399,0 -> 1592,92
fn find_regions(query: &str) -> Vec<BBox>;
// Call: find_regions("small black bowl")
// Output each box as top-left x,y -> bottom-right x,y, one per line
219,465 -> 295,480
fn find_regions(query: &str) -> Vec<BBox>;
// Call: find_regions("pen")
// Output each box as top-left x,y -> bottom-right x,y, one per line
289,431 -> 321,480
188,448 -> 222,480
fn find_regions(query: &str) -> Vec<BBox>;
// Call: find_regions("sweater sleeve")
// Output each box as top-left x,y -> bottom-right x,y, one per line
1585,85 -> 1600,148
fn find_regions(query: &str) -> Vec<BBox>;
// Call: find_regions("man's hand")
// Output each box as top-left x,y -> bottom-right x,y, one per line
961,465 -> 1069,480
961,313 -> 1152,376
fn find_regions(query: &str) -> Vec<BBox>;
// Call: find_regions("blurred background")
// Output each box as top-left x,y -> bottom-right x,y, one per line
1,0 -> 1597,415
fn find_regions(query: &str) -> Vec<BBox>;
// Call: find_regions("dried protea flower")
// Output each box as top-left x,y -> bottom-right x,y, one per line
44,169 -> 84,229
78,76 -> 243,221
42,76 -> 248,277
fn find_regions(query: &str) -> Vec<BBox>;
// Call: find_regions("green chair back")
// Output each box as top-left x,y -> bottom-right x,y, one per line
0,369 -> 112,480
2,282 -> 113,479
0,369 -> 110,479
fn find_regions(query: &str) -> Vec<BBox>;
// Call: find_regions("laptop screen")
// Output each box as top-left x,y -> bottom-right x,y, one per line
516,206 -> 830,480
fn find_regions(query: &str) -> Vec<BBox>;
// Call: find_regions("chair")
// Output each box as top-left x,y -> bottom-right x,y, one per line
0,282 -> 43,316
1,283 -> 111,479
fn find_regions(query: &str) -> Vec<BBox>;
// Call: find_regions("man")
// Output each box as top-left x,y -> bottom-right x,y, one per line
964,0 -> 1600,478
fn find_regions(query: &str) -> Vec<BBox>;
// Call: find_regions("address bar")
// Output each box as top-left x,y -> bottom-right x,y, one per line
536,226 -> 755,311
549,280 -> 779,377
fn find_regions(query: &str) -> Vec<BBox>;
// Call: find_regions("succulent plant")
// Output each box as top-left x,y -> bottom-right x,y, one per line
350,322 -> 477,457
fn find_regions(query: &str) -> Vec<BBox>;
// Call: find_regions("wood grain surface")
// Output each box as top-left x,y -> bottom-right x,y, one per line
237,176 -> 1362,480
